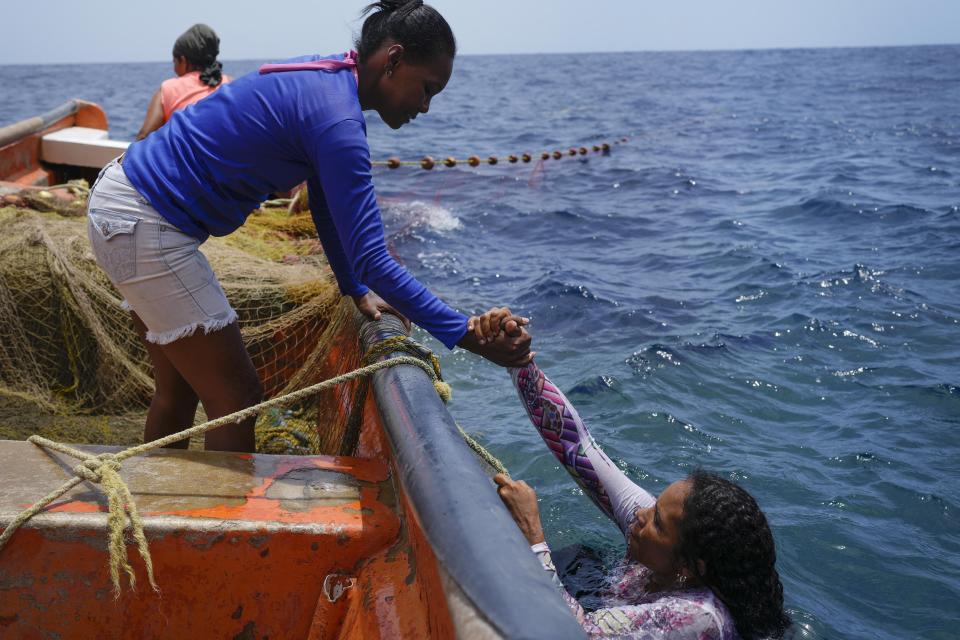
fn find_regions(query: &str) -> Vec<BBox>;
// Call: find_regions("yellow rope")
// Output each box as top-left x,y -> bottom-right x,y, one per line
361,339 -> 506,475
338,336 -> 449,455
361,336 -> 450,401
456,424 -> 509,477
15,181 -> 90,194
0,353 -> 445,596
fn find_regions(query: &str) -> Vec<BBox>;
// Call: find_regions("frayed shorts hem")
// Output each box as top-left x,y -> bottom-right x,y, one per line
145,310 -> 239,346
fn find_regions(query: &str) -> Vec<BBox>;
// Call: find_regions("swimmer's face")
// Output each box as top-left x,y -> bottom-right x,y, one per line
627,479 -> 691,580
372,45 -> 452,129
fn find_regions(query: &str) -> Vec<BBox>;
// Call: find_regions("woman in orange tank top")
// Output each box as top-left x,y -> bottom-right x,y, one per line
135,24 -> 231,140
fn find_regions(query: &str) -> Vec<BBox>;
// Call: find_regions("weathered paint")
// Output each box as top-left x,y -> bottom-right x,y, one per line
306,389 -> 456,640
335,486 -> 456,640
0,441 -> 402,639
0,309 -> 472,639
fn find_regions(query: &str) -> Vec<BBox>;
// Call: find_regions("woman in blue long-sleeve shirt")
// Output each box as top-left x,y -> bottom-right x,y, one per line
85,0 -> 532,452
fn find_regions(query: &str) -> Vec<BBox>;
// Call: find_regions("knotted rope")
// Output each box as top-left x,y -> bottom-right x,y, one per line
0,347 -> 451,596
338,336 -> 449,455
358,338 -> 506,474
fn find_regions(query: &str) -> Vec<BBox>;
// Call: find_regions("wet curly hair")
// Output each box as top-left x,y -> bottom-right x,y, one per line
676,470 -> 791,639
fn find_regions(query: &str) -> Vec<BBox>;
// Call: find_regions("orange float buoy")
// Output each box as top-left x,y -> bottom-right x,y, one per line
568,148 -> 577,156
507,155 -> 518,163
593,144 -> 601,152
386,157 -> 401,169
552,150 -> 562,159
421,156 -> 435,170
579,147 -> 588,155
444,157 -> 457,167
468,155 -> 481,167
487,156 -> 498,165
522,153 -> 532,162
541,152 -> 550,160
601,142 -> 611,152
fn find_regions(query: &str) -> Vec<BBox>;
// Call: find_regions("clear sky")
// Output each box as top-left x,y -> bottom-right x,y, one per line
3,0 -> 958,65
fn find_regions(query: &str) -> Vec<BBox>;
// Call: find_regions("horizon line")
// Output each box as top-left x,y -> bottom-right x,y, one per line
1,40 -> 957,67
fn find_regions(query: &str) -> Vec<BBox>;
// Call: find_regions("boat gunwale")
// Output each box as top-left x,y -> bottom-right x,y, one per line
0,99 -> 105,149
360,315 -> 585,640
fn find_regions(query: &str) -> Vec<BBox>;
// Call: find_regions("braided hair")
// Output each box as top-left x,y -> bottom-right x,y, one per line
172,23 -> 224,87
676,470 -> 791,639
355,0 -> 456,64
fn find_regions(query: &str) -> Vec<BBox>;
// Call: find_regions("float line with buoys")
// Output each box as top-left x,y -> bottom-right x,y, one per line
283,136 -> 630,212
372,137 -> 629,170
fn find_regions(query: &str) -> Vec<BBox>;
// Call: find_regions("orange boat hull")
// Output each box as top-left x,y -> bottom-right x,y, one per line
0,394 -> 454,639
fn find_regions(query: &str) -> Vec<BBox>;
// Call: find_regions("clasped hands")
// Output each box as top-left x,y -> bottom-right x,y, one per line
459,306 -> 534,368
352,294 -> 543,542
353,293 -> 534,369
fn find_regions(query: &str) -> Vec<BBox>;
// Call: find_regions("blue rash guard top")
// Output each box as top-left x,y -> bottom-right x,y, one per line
123,53 -> 468,349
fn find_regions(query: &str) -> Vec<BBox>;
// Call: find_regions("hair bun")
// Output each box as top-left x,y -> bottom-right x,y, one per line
356,0 -> 455,64
376,0 -> 422,12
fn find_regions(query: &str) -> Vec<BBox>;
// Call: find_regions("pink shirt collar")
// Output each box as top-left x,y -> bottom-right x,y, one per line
259,50 -> 358,84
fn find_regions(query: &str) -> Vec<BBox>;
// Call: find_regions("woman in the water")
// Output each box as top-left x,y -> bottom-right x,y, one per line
471,309 -> 790,639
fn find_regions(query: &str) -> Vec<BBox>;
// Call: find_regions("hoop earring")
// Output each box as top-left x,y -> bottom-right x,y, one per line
675,573 -> 688,588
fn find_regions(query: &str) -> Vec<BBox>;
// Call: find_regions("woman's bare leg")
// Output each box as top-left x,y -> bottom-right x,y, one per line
154,320 -> 261,452
132,312 -> 197,449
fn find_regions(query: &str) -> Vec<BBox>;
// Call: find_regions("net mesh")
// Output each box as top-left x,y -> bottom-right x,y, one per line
0,197 -> 363,456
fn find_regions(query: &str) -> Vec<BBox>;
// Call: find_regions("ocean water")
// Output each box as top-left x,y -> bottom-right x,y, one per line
2,45 -> 959,638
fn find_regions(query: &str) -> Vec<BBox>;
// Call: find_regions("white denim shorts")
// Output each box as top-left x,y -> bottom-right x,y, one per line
87,158 -> 237,345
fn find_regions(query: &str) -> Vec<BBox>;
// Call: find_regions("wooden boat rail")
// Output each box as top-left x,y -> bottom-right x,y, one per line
0,99 -> 120,188
0,100 -> 103,149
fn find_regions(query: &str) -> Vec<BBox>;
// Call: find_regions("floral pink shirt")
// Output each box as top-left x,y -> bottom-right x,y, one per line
512,362 -> 738,639
532,543 -> 735,639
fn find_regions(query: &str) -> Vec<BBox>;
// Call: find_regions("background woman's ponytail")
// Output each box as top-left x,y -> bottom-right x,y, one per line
197,60 -> 223,88
172,23 -> 224,87
356,0 -> 456,64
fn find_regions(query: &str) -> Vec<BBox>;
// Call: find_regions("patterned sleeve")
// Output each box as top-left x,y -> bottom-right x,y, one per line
532,543 -> 725,639
510,362 -> 654,534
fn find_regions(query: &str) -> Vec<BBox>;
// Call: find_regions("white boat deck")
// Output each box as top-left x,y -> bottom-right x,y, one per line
41,126 -> 129,168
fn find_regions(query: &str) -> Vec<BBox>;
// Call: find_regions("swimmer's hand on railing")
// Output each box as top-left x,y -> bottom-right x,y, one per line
460,306 -> 535,367
494,473 -> 546,545
352,291 -> 412,332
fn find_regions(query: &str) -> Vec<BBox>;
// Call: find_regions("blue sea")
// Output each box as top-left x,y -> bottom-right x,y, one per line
2,45 -> 959,638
